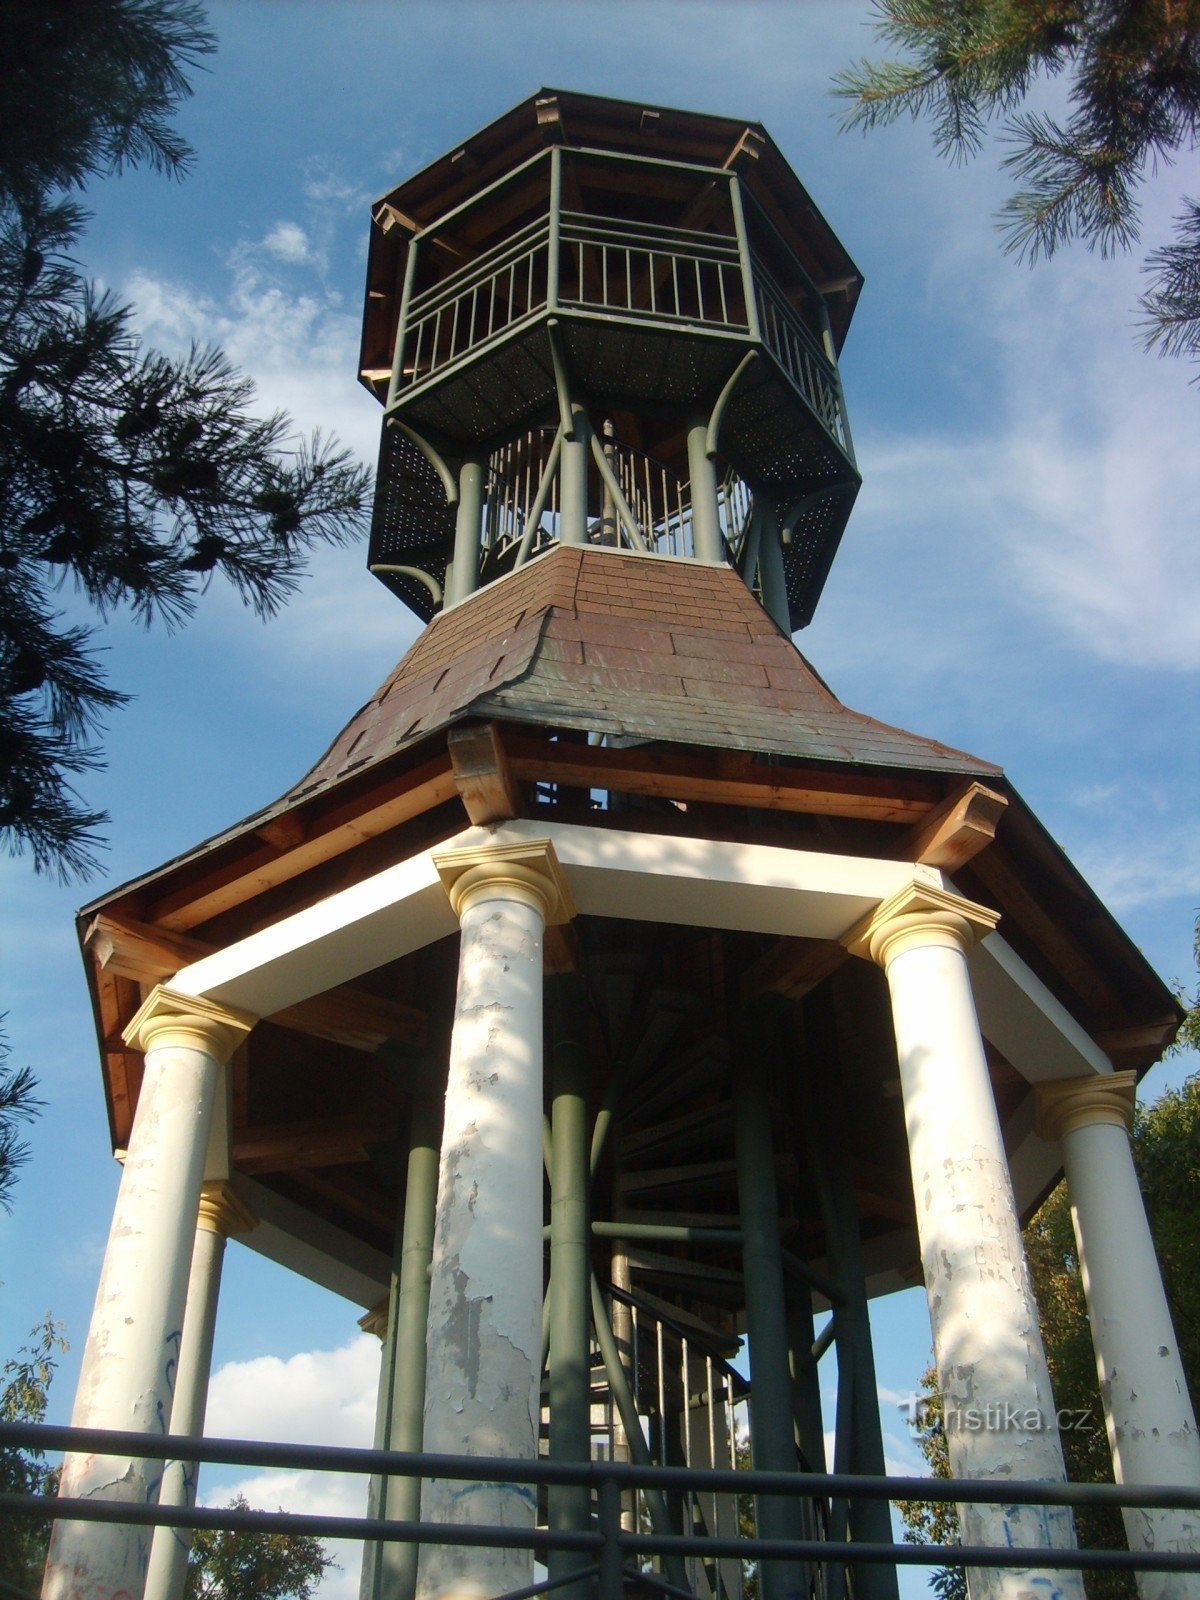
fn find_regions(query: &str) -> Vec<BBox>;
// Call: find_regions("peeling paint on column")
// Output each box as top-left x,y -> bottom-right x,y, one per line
43,1043 -> 218,1600
419,894 -> 545,1600
886,938 -> 1086,1600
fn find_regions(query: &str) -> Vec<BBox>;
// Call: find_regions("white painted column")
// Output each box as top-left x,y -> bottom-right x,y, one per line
417,840 -> 573,1600
43,989 -> 254,1600
142,1182 -> 257,1600
847,884 -> 1085,1600
1037,1073 -> 1200,1596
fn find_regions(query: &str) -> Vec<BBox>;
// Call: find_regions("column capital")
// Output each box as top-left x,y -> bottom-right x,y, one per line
123,985 -> 257,1064
358,1297 -> 390,1341
843,881 -> 999,968
196,1179 -> 257,1239
433,837 -> 575,925
1036,1070 -> 1136,1142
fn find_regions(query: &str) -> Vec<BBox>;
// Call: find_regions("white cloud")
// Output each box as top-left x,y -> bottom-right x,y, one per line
205,1335 -> 380,1447
263,221 -> 313,265
199,1337 -> 382,1600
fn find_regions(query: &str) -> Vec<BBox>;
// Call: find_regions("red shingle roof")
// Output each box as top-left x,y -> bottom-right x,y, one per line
292,545 -> 998,800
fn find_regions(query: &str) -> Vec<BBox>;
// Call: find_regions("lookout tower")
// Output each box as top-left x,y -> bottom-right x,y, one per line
52,90 -> 1197,1600
359,90 -> 859,628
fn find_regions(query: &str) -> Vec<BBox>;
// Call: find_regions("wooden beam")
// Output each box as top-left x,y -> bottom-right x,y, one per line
897,781 -> 1007,872
233,1112 -> 396,1176
740,937 -> 846,1004
84,911 -> 427,1051
290,1169 -> 395,1235
448,721 -> 520,824
1095,1019 -> 1179,1058
142,755 -> 457,932
504,734 -> 942,823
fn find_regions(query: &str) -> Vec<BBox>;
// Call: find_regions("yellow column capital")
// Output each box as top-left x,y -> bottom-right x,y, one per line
358,1297 -> 390,1342
1035,1070 -> 1136,1142
843,881 -> 999,968
123,985 -> 257,1064
433,837 -> 575,925
197,1179 -> 257,1239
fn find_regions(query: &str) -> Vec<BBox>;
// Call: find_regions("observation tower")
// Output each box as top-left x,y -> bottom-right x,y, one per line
50,90 -> 1197,1600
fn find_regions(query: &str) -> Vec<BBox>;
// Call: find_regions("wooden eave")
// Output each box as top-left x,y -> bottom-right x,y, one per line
359,86 -> 862,393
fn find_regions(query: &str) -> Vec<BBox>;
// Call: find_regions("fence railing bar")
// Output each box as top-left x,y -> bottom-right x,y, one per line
4,1492 -> 1196,1577
5,1424 -> 1200,1513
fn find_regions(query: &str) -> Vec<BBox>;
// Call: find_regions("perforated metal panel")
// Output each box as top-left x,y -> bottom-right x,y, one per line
781,482 -> 860,629
367,424 -> 459,620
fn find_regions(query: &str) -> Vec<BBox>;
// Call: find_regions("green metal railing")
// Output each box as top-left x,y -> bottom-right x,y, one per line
751,264 -> 849,454
6,1419 -> 1200,1600
558,213 -> 748,331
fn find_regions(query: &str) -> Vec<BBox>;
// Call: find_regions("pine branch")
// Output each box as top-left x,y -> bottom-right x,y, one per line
1140,198 -> 1200,367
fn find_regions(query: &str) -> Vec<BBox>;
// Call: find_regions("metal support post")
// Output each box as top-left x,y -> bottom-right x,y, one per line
800,987 -> 900,1600
361,1091 -> 442,1600
732,1001 -> 806,1600
446,458 -> 484,607
547,977 -> 593,1600
754,499 -> 790,634
559,405 -> 591,545
686,415 -> 723,564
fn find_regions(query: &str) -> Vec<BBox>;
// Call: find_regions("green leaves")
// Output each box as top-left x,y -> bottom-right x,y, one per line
834,0 -> 1200,369
185,1496 -> 334,1600
0,2 -> 373,880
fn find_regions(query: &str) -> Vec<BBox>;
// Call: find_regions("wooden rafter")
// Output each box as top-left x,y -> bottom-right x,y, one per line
448,721 -> 521,824
84,912 -> 426,1051
142,755 -> 457,933
897,780 -> 1007,871
233,1112 -> 396,1176
504,733 -> 942,822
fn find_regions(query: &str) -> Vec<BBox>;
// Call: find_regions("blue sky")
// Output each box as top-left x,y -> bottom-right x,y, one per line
3,4 -> 1198,1594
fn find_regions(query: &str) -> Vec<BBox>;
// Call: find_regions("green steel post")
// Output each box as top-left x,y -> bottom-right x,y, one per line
785,1268 -> 826,1475
686,417 -> 723,564
589,1273 -> 689,1592
386,233 -> 421,410
547,978 -> 592,1600
755,499 -> 790,634
446,458 -> 484,607
815,298 -> 856,469
799,988 -> 899,1600
559,405 -> 591,545
597,1478 -> 624,1600
728,174 -> 761,342
362,1092 -> 441,1600
548,146 -> 562,311
733,1003 -> 807,1600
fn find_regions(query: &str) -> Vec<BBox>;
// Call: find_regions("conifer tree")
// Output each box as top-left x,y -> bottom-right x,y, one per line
0,1 -> 371,880
835,2 -> 1200,372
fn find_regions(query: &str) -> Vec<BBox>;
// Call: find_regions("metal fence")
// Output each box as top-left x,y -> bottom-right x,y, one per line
5,1420 -> 1200,1600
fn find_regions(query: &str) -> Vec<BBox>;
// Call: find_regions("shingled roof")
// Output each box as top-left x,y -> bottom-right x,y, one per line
291,545 -> 998,805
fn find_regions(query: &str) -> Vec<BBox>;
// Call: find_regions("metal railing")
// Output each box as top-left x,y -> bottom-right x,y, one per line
6,1420 -> 1200,1600
751,262 -> 850,454
401,217 -> 551,390
558,214 -> 748,331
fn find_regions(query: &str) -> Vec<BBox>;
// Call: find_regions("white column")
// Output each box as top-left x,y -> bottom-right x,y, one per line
1037,1074 -> 1200,1596
847,884 -> 1085,1600
417,840 -> 573,1600
142,1182 -> 257,1600
44,989 -> 254,1600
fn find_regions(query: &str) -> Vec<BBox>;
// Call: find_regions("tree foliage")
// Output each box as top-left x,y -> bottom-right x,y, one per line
898,1071 -> 1200,1597
0,1 -> 371,880
834,1 -> 1200,370
185,1496 -> 334,1600
0,1022 -> 43,1213
0,1316 -> 68,1596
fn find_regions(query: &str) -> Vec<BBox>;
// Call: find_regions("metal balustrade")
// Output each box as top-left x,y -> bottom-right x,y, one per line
478,425 -> 755,572
6,1419 -> 1200,1600
558,214 -> 748,331
751,265 -> 850,453
400,217 -> 552,390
